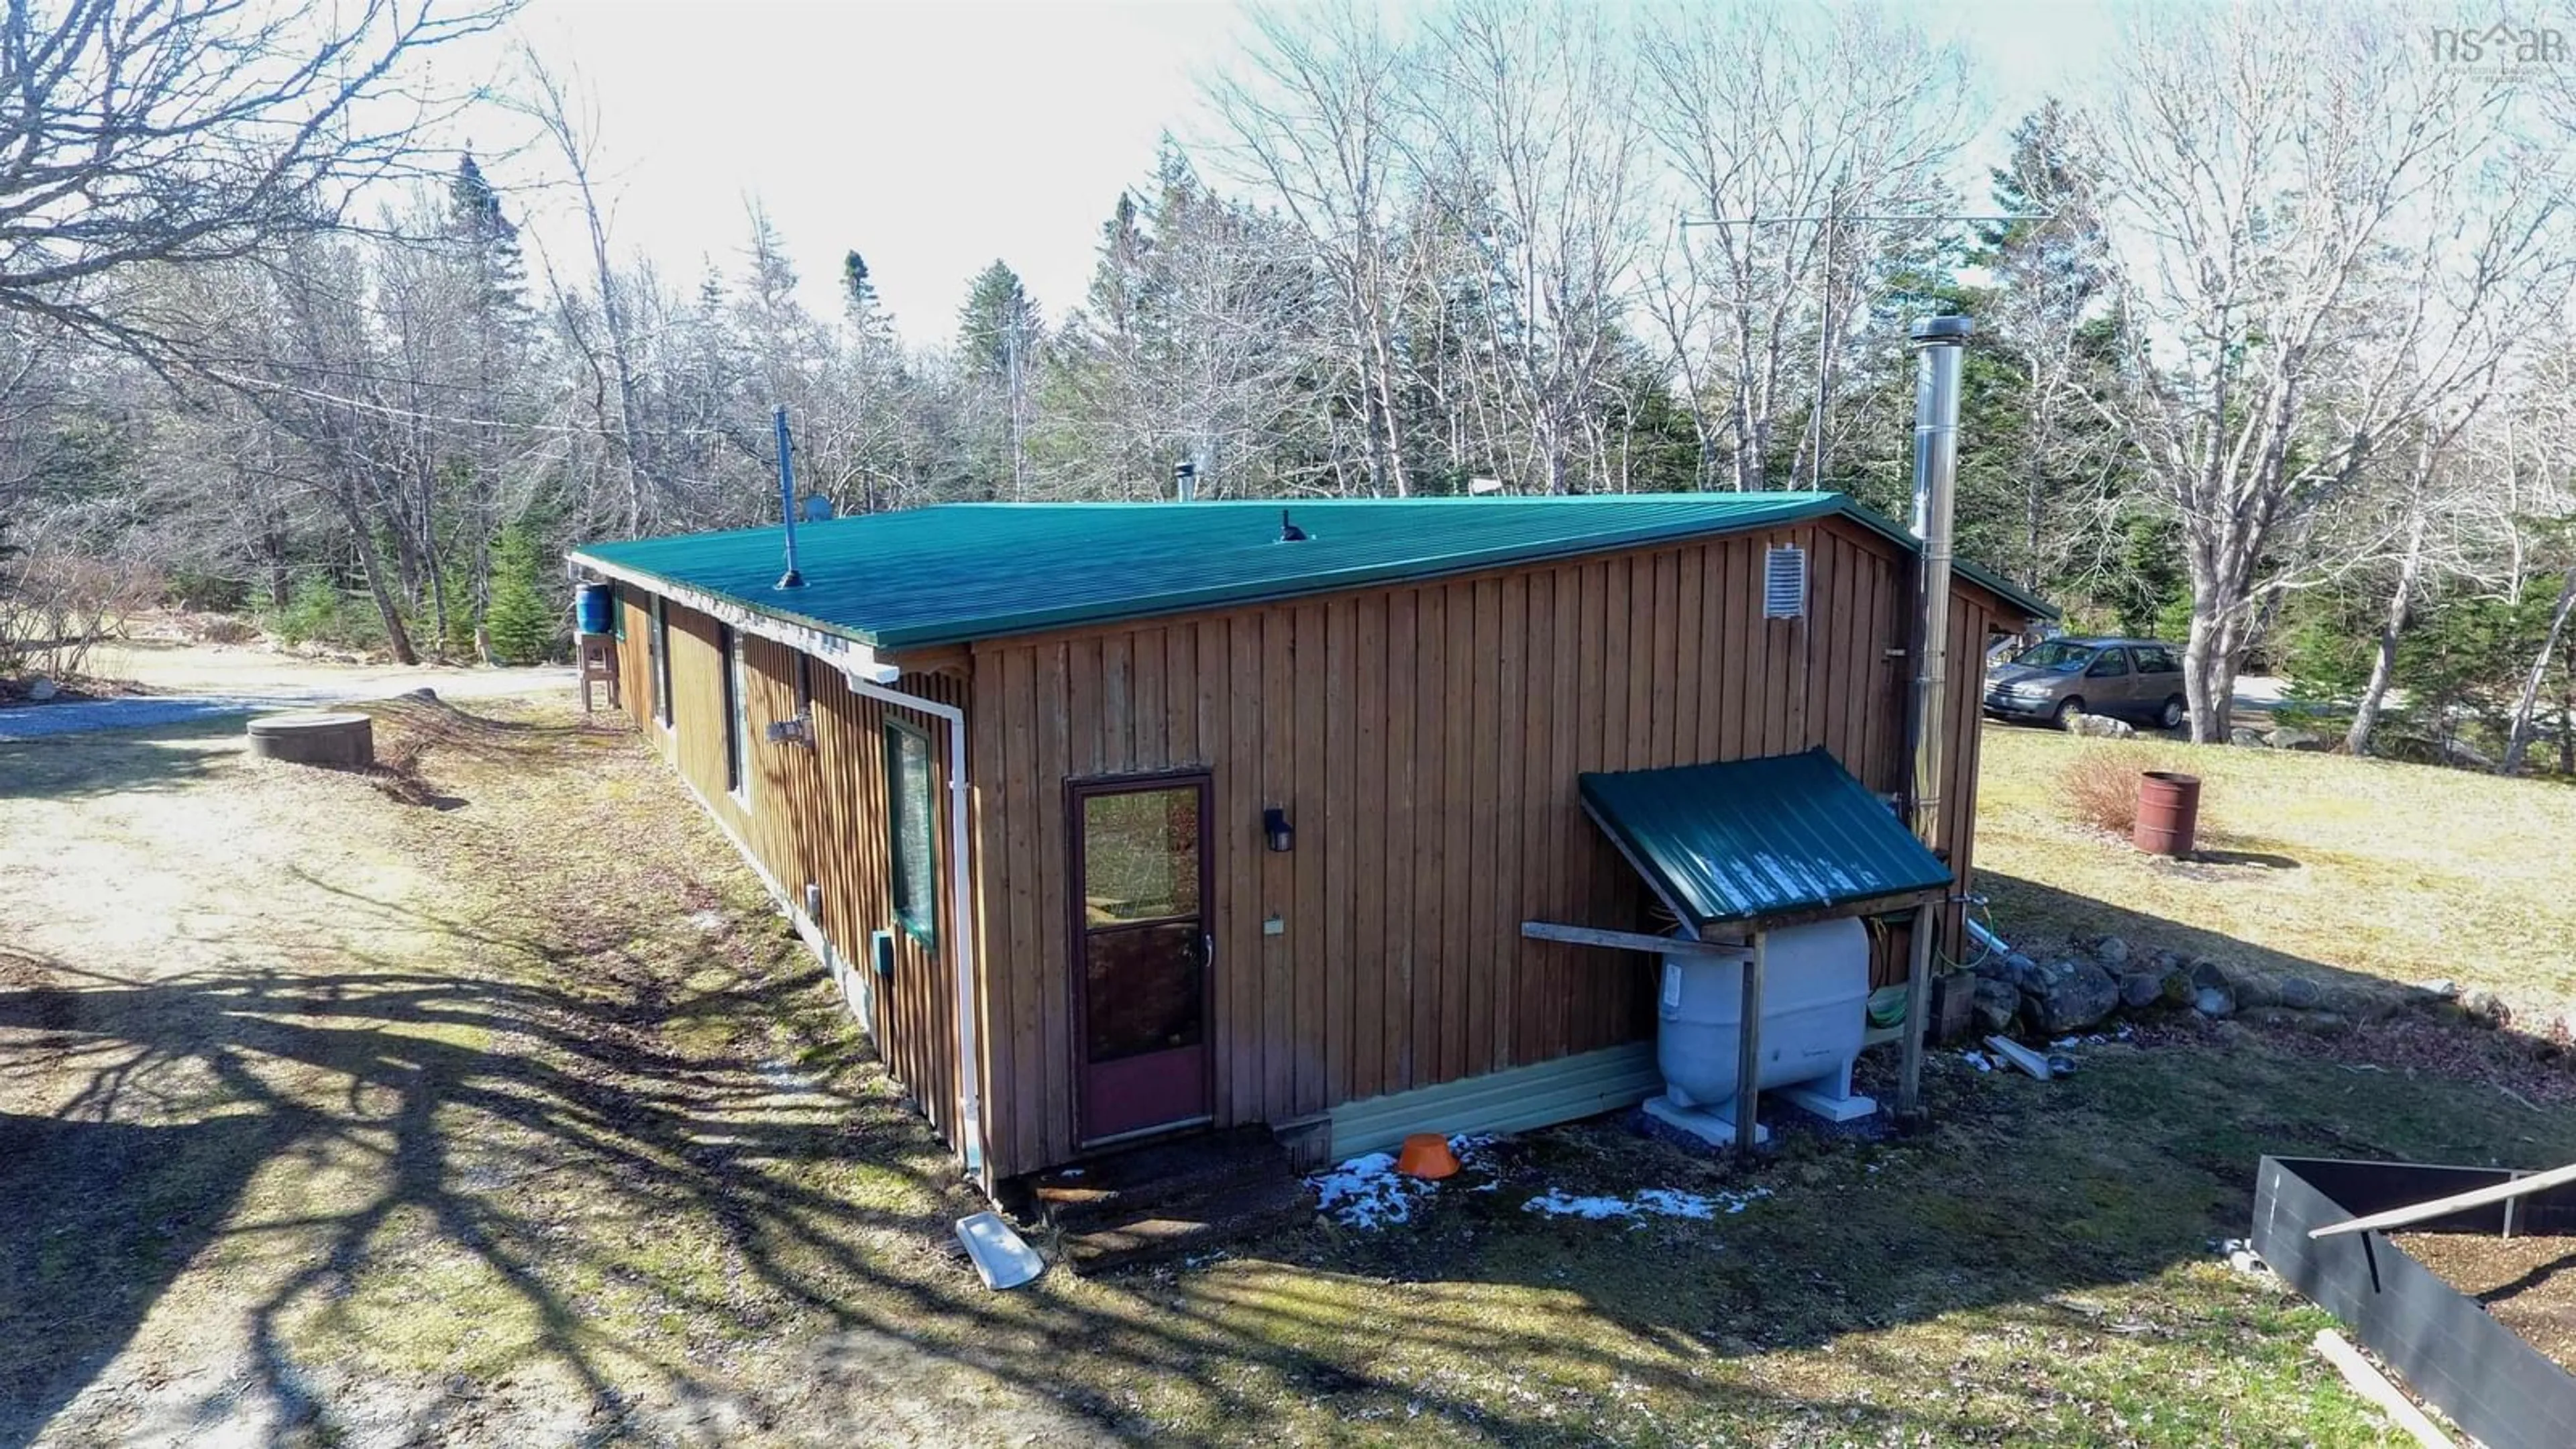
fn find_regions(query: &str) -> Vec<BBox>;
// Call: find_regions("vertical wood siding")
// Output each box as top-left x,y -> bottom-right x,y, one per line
966,517 -> 2017,1180
610,588 -> 966,1147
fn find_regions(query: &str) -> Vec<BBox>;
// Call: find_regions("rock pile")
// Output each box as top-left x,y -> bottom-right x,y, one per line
1962,932 -> 2404,1040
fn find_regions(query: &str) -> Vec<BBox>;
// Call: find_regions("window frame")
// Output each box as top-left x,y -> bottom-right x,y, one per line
650,596 -> 674,730
720,625 -> 751,804
884,716 -> 938,950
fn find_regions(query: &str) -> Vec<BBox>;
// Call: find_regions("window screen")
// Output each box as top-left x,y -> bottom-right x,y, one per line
721,626 -> 749,798
650,597 -> 673,727
885,718 -> 937,947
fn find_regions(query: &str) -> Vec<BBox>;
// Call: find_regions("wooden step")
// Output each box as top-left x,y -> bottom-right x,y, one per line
1032,1128 -> 1289,1232
1060,1175 -> 1314,1276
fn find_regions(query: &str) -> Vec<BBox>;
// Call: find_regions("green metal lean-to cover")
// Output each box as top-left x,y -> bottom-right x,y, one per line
571,492 -> 2054,651
1578,747 -> 1955,928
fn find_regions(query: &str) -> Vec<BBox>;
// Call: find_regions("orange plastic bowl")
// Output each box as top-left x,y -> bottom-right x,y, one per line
1395,1132 -> 1459,1180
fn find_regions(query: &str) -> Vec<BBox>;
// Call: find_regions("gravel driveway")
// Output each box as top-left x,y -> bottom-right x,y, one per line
0,667 -> 575,741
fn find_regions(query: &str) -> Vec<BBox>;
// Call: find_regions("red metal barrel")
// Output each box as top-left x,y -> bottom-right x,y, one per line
2133,770 -> 2202,857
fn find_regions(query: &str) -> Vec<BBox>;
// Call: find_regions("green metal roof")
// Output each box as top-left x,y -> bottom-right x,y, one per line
1578,747 -> 1953,927
571,492 -> 2053,651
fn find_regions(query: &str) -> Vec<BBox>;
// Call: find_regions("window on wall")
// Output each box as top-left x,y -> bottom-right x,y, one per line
885,718 -> 937,948
650,597 -> 673,728
721,625 -> 751,800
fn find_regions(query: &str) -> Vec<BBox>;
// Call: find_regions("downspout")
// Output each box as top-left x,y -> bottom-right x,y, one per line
565,545 -> 985,1177
847,674 -> 983,1182
1898,314 -> 1969,1122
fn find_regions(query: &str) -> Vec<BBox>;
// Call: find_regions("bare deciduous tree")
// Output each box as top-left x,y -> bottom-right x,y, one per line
1636,1 -> 1973,490
2085,0 -> 2569,740
0,0 -> 515,351
1208,0 -> 1419,496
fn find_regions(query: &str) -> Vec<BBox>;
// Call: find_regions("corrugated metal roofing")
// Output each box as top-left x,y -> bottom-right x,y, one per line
572,492 -> 2053,651
1578,747 -> 1953,927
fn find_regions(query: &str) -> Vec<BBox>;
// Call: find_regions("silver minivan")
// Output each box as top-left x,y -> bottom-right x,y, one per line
1983,637 -> 2189,731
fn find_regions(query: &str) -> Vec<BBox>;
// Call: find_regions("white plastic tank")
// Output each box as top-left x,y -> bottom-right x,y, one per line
1657,916 -> 1869,1110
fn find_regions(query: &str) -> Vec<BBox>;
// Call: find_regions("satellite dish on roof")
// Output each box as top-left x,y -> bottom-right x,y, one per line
800,494 -> 835,523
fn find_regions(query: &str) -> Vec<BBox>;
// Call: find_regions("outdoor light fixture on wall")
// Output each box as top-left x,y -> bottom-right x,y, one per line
1263,807 -> 1293,853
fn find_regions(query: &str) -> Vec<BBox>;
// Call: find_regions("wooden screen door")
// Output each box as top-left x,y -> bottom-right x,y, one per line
1070,774 -> 1213,1145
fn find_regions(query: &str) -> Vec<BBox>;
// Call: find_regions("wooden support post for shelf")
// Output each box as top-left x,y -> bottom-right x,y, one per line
1735,930 -> 1766,1152
1898,902 -> 1934,1117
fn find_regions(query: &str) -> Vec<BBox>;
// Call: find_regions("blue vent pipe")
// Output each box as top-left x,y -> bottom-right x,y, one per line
774,405 -> 804,590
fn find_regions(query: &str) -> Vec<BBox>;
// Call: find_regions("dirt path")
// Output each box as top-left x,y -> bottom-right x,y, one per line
0,698 -> 1111,1448
0,639 -> 574,741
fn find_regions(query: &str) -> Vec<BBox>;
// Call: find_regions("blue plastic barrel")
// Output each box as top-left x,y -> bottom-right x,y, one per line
574,582 -> 614,637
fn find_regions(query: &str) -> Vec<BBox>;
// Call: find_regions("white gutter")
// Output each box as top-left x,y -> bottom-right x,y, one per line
568,551 -> 902,686
568,549 -> 981,1178
847,674 -> 983,1180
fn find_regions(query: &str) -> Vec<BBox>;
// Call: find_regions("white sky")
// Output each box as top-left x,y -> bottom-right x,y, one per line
487,0 -> 2125,343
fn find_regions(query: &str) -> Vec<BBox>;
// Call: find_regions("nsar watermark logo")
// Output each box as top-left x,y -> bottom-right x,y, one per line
2429,21 -> 2567,74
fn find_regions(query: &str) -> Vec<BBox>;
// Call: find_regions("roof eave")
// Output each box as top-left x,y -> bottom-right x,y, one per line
568,547 -> 904,684
1823,496 -> 2059,623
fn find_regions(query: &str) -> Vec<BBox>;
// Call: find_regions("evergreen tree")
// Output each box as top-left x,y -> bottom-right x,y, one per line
843,250 -> 878,317
480,523 -> 556,665
957,260 -> 1038,379
957,260 -> 1040,496
447,152 -> 528,316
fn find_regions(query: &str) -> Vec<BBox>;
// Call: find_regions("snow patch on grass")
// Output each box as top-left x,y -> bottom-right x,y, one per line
1309,1136 -> 1497,1229
1522,1185 -> 1770,1224
1313,1152 -> 1418,1228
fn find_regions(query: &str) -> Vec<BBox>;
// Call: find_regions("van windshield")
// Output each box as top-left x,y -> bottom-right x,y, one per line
2010,641 -> 2094,672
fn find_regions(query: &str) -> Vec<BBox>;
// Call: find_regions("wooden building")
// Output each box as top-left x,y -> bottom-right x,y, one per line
572,493 -> 2050,1192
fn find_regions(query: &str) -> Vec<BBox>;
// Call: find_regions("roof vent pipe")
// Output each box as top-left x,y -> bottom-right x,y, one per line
1174,460 -> 1196,502
1906,315 -> 1970,851
772,405 -> 804,590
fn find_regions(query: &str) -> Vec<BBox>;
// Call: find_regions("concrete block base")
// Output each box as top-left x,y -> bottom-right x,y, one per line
1643,1091 -> 1770,1148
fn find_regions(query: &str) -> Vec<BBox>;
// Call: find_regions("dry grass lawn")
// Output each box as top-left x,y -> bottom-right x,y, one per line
1976,723 -> 2576,1015
4,703 -> 2573,1446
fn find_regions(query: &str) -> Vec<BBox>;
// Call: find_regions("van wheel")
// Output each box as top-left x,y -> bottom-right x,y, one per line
2053,696 -> 2085,731
2159,695 -> 2187,731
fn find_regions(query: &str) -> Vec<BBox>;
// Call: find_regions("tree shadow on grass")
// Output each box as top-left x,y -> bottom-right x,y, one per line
0,853 -> 1994,1446
0,716 -> 242,801
0,1106 -> 305,1442
14,710 -> 2571,1445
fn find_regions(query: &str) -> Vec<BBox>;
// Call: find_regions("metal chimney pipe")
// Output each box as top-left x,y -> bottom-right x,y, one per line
773,405 -> 804,590
1174,459 -> 1197,503
1907,315 -> 1970,849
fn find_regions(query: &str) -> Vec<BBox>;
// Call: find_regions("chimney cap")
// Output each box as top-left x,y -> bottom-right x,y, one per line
1910,315 -> 1973,343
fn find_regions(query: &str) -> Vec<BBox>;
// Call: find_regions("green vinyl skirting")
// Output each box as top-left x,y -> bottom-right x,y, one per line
1326,1042 -> 1662,1161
